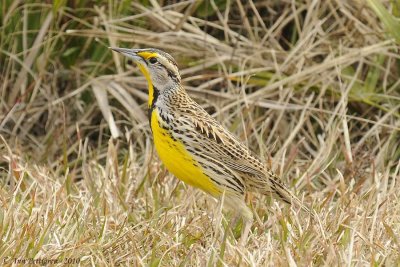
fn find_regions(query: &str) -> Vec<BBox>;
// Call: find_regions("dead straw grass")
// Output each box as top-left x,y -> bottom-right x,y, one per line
0,1 -> 399,266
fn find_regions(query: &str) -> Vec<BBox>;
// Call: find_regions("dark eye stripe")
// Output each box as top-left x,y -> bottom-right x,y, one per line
166,68 -> 179,82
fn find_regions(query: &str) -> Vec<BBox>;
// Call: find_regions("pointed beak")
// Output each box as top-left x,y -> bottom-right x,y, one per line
109,47 -> 143,61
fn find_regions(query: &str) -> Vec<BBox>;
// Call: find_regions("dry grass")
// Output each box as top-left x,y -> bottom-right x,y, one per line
1,0 -> 400,266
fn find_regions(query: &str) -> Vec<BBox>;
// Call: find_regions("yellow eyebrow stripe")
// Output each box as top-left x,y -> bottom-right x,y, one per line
137,51 -> 157,60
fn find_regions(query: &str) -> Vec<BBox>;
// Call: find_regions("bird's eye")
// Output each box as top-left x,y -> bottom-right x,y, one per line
149,57 -> 158,64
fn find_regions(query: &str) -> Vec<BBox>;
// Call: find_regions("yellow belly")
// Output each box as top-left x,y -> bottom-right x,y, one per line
151,111 -> 220,196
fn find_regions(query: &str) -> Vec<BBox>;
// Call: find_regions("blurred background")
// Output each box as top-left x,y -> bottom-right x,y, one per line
0,0 -> 399,265
1,0 -> 399,170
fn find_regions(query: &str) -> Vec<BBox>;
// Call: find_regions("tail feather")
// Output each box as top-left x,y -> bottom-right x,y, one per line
268,173 -> 316,218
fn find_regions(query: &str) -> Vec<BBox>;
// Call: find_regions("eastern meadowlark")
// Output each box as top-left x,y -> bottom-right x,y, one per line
110,47 -> 312,243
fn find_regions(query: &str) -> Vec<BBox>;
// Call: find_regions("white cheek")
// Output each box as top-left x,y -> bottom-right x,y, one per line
151,68 -> 170,87
153,72 -> 164,84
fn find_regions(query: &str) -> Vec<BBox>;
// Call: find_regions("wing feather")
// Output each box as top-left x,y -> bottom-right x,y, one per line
176,105 -> 267,180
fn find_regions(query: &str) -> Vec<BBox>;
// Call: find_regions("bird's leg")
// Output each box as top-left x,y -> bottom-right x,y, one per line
225,195 -> 254,246
229,212 -> 240,229
239,217 -> 253,247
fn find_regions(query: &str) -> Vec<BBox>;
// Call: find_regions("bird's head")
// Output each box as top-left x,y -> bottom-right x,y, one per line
110,47 -> 181,91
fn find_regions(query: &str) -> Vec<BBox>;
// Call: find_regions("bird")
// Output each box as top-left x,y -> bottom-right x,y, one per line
110,47 -> 313,244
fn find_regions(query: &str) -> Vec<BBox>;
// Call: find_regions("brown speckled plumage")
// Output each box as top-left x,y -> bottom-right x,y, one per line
110,47 -> 313,243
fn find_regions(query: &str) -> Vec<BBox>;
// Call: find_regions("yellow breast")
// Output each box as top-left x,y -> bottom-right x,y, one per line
150,110 -> 220,196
